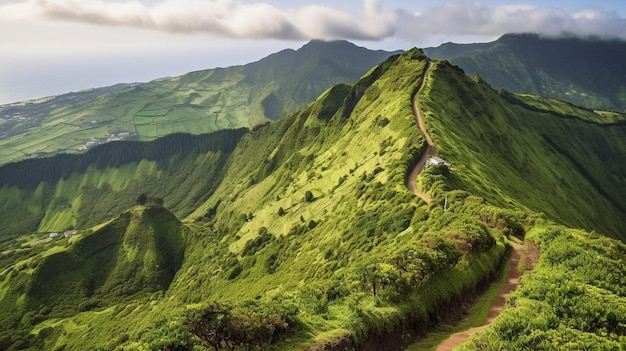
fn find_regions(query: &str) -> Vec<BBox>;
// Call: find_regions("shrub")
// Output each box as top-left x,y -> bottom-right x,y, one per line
187,301 -> 291,350
304,190 -> 314,202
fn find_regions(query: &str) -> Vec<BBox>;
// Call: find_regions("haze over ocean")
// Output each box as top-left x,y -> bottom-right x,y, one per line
0,43 -> 299,105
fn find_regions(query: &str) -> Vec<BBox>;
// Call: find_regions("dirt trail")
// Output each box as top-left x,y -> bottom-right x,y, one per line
407,61 -> 436,204
435,242 -> 522,351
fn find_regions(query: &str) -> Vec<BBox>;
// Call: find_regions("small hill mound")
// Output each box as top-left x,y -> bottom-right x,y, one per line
26,205 -> 184,317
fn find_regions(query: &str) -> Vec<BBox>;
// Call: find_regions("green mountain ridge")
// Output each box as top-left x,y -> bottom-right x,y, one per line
424,33 -> 626,112
0,48 -> 625,350
0,40 -> 399,166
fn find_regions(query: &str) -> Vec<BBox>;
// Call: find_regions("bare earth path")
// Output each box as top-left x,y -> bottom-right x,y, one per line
435,242 -> 522,350
407,61 -> 435,204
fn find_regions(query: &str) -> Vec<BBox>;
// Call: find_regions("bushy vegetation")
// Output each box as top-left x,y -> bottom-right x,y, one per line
458,223 -> 626,350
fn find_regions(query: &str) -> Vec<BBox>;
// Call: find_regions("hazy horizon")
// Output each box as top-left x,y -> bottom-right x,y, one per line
2,0 -> 625,105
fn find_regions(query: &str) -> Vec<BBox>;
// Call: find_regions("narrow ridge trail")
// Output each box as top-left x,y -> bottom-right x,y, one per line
407,60 -> 435,204
406,60 -> 523,350
435,242 -> 522,350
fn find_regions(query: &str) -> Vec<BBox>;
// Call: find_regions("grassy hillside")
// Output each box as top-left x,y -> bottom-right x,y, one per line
424,33 -> 626,112
0,49 -> 517,351
419,60 -> 626,240
0,48 -> 625,350
0,40 -> 398,166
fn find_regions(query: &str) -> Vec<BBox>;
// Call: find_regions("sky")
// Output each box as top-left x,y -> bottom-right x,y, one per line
1,0 -> 625,104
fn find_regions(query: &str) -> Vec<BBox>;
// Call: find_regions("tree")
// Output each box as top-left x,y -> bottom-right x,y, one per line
277,207 -> 286,216
187,302 -> 290,351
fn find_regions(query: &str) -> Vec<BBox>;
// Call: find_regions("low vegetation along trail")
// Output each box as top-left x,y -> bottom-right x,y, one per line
407,60 -> 436,204
436,242 -> 522,350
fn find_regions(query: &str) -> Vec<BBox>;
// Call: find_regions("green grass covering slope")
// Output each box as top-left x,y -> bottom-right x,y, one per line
0,40 -> 398,166
1,48 -> 625,350
0,204 -> 185,350
0,129 -> 246,238
0,50 -> 518,351
419,60 -> 626,241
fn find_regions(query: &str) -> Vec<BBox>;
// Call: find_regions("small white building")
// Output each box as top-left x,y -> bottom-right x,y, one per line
425,156 -> 451,169
49,232 -> 60,238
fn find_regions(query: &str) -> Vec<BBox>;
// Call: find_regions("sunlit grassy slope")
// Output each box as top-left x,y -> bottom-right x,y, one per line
0,49 -> 513,350
0,204 -> 185,350
0,40 -> 398,166
0,48 -> 625,350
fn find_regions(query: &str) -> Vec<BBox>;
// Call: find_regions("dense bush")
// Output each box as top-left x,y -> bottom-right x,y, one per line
187,301 -> 294,350
460,225 -> 626,350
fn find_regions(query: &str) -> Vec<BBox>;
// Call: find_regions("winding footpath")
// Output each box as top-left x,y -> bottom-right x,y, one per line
436,242 -> 522,350
407,61 -> 436,204
407,60 -> 523,350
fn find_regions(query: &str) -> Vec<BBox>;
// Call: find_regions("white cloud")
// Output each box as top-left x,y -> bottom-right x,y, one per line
0,0 -> 394,40
394,1 -> 626,41
0,0 -> 624,42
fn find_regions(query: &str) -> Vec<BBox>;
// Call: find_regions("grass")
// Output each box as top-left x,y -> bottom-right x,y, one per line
420,60 -> 626,240
405,244 -> 512,351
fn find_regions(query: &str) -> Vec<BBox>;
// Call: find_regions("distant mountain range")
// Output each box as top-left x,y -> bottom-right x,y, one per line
424,33 -> 626,112
0,40 -> 399,166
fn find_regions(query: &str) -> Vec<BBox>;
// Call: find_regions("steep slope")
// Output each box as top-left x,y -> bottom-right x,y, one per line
418,60 -> 626,240
0,40 -> 399,166
1,49 -> 515,351
1,48 -> 625,350
424,33 -> 626,112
